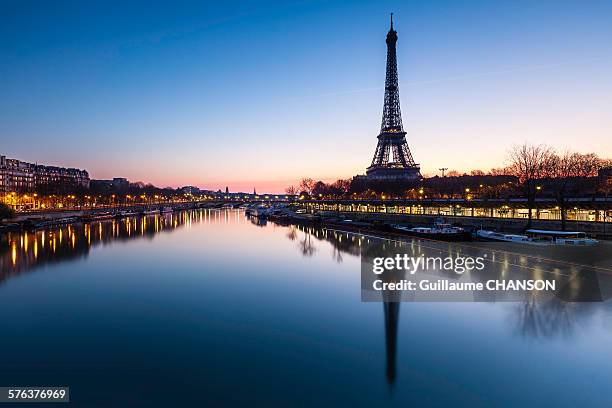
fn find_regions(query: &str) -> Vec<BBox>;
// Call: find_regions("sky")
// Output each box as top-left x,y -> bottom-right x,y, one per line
1,0 -> 611,193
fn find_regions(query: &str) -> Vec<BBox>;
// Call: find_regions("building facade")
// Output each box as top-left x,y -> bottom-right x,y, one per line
0,155 -> 90,193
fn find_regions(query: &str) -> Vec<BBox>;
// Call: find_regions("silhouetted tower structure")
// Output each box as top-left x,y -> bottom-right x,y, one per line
366,14 -> 420,181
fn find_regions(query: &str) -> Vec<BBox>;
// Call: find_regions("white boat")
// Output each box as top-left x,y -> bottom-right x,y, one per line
476,230 -> 531,243
393,222 -> 471,241
254,206 -> 271,218
476,229 -> 598,245
160,206 -> 174,213
115,211 -> 137,218
526,229 -> 598,245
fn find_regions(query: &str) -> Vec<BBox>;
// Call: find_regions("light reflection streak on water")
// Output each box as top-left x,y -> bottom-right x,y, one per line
1,210 -> 228,277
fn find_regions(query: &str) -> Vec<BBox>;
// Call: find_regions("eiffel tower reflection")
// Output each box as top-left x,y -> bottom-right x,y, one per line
383,300 -> 400,387
381,251 -> 405,389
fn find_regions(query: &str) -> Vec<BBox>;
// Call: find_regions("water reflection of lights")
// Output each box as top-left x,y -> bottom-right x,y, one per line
0,211 -> 198,278
281,220 -> 612,304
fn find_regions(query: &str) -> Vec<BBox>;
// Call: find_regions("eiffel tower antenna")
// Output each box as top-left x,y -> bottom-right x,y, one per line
365,14 -> 421,181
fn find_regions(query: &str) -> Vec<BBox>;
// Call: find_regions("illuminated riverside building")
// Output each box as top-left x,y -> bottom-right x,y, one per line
0,155 -> 34,192
0,155 -> 90,193
302,198 -> 612,226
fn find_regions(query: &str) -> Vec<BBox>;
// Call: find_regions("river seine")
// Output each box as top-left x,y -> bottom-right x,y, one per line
1,209 -> 611,407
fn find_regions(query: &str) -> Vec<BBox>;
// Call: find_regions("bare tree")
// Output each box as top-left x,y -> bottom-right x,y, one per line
489,166 -> 513,176
330,179 -> 351,195
446,170 -> 460,177
508,143 -> 555,227
298,178 -> 315,195
311,181 -> 328,196
548,151 -> 602,229
285,185 -> 297,195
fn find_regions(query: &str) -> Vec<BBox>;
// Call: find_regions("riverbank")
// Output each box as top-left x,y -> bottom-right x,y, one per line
0,201 -> 222,232
4,203 -> 610,241
312,210 -> 612,239
264,209 -> 612,241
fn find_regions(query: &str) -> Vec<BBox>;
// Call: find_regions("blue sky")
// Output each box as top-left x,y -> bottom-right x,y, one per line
2,0 -> 611,192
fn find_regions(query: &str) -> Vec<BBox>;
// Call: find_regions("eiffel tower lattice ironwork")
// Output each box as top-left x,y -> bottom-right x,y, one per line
366,14 -> 421,181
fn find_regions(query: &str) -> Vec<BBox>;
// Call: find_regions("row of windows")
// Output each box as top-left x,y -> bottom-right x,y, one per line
309,203 -> 611,222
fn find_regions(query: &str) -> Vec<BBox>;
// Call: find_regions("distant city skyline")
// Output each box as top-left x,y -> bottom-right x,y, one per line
2,1 -> 611,192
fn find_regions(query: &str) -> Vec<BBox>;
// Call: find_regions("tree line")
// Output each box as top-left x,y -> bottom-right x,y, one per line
507,144 -> 611,229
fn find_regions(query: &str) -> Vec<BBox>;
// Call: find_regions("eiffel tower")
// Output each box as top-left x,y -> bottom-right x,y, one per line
366,14 -> 421,181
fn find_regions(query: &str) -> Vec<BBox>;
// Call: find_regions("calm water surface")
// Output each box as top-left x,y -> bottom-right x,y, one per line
1,209 -> 612,407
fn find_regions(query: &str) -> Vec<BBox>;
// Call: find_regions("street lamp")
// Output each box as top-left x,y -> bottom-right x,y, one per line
533,186 -> 542,219
574,207 -> 579,227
